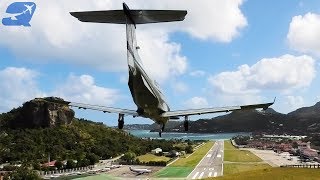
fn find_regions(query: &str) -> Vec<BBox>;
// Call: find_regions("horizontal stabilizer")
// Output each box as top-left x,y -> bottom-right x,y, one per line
70,10 -> 187,24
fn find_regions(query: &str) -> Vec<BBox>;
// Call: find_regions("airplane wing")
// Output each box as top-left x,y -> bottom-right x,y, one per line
161,99 -> 275,118
44,98 -> 139,117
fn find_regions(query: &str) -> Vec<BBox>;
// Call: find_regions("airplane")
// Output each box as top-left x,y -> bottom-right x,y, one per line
129,166 -> 151,175
47,3 -> 274,137
24,4 -> 35,14
4,4 -> 34,20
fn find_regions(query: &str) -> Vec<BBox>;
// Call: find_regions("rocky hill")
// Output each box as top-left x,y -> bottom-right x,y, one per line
0,97 -> 74,129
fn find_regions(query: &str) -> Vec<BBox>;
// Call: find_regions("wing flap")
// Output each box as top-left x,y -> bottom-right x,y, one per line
44,98 -> 138,117
161,100 -> 275,117
69,102 -> 139,117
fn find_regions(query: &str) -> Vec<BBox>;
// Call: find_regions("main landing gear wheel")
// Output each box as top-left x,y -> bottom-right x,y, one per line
158,123 -> 165,137
118,114 -> 124,129
184,116 -> 189,131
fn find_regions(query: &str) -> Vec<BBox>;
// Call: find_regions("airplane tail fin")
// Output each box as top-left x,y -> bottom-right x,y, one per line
70,3 -> 187,25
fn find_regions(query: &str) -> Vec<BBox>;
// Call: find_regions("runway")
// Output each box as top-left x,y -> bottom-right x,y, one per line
187,140 -> 224,179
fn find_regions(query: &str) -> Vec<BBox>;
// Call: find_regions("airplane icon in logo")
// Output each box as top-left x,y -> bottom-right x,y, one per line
2,2 -> 36,26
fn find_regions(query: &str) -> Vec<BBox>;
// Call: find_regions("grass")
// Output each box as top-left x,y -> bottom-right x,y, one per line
223,140 -> 269,176
155,167 -> 194,177
224,141 -> 262,162
170,141 -> 214,167
155,141 -> 214,177
210,167 -> 320,180
223,163 -> 271,175
136,153 -> 170,162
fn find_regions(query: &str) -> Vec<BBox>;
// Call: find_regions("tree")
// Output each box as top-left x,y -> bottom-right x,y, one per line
185,145 -> 193,154
86,153 -> 99,165
121,152 -> 136,162
54,160 -> 63,170
66,160 -> 76,169
10,166 -> 41,180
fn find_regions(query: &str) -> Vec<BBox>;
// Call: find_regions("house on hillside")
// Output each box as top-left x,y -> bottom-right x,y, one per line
151,148 -> 162,154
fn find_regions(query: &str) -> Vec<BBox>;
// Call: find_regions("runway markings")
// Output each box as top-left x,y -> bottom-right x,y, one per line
192,172 -> 199,179
207,154 -> 212,158
208,172 -> 212,177
203,168 -> 206,170
217,154 -> 221,158
209,168 -> 214,171
214,172 -> 218,177
198,172 -> 204,179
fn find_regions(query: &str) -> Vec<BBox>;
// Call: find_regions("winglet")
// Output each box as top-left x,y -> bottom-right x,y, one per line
273,97 -> 276,104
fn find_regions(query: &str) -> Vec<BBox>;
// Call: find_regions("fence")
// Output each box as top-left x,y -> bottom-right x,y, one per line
39,165 -> 94,176
281,164 -> 320,169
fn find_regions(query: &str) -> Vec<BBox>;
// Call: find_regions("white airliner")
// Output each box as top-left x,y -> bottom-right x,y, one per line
50,3 -> 274,137
129,166 -> 151,175
5,4 -> 34,20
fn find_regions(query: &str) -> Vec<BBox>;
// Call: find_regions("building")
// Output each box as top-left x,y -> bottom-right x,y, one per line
151,148 -> 162,154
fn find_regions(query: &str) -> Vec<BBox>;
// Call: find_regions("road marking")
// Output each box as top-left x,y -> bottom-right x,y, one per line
208,172 -> 212,177
217,154 -> 221,158
209,168 -> 214,171
192,172 -> 199,179
203,168 -> 206,170
207,154 -> 212,158
198,172 -> 204,179
214,172 -> 218,177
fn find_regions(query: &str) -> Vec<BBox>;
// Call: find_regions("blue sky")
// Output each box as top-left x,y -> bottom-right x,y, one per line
0,0 -> 320,126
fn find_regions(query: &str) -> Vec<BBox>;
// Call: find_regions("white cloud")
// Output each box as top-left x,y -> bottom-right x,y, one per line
52,74 -> 120,106
0,67 -> 45,112
184,96 -> 209,109
0,0 -> 247,83
208,54 -> 316,94
172,81 -> 188,93
190,70 -> 206,77
287,13 -> 320,56
285,95 -> 304,111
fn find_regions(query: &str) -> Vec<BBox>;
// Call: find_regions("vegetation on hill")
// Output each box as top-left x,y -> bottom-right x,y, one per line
163,101 -> 320,135
0,98 -> 178,168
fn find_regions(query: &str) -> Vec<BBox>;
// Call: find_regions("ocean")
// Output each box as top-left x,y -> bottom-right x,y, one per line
127,130 -> 250,140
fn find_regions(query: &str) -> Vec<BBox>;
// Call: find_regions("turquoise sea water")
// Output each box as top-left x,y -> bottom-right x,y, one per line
128,130 -> 250,140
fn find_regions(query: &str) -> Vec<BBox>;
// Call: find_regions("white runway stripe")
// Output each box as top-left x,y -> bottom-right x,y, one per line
198,172 -> 204,179
214,172 -> 218,177
208,172 -> 212,177
207,154 -> 212,157
192,172 -> 199,179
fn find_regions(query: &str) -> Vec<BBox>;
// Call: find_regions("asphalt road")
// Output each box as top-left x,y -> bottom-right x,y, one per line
187,140 -> 224,179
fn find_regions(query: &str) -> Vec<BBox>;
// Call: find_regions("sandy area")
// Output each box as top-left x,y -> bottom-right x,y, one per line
245,148 -> 319,167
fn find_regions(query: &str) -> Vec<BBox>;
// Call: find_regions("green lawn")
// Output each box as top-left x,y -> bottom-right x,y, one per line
224,141 -> 262,162
156,167 -> 194,177
224,140 -> 237,150
170,141 -> 214,167
211,167 -> 320,180
223,163 -> 271,175
136,153 -> 170,162
155,141 -> 214,177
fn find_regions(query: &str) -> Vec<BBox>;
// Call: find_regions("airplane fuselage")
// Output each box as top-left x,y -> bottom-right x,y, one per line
128,59 -> 170,126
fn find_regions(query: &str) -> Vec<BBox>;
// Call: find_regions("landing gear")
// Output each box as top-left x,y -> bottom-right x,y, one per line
184,116 -> 189,131
118,114 -> 124,129
158,123 -> 165,137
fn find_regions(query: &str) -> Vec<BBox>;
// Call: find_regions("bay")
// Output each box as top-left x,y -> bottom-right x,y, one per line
127,130 -> 250,140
